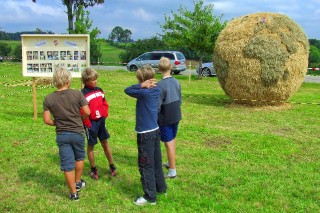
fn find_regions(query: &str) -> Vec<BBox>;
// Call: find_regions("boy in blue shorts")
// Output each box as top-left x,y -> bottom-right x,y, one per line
124,65 -> 167,206
81,68 -> 117,179
157,57 -> 182,178
43,67 -> 90,201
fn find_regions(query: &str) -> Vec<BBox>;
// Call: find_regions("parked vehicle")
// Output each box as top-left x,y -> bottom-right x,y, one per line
196,62 -> 216,77
126,51 -> 187,74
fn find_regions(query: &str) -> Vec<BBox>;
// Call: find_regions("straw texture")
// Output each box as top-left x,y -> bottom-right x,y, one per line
214,12 -> 309,106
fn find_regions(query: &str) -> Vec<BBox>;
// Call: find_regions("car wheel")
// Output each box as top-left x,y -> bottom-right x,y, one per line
129,65 -> 138,72
173,71 -> 180,75
202,68 -> 211,77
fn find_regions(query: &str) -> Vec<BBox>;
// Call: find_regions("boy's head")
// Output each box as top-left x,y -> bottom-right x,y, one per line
158,57 -> 172,73
81,68 -> 98,85
136,65 -> 155,83
52,67 -> 71,89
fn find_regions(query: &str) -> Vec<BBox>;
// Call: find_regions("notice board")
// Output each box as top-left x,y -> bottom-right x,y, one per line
21,34 -> 90,78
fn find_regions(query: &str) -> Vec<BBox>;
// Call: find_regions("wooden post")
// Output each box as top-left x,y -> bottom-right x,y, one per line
188,61 -> 192,82
32,77 -> 38,120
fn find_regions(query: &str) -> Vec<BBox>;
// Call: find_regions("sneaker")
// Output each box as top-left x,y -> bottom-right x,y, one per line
90,168 -> 99,180
133,196 -> 156,206
109,165 -> 117,177
75,179 -> 86,192
164,173 -> 177,179
69,192 -> 79,201
163,162 -> 170,169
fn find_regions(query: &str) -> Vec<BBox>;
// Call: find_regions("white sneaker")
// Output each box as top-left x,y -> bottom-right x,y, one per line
133,196 -> 156,206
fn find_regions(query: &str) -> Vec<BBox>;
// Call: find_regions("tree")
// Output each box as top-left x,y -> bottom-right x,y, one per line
160,0 -> 226,79
108,26 -> 132,43
119,36 -> 166,63
71,4 -> 102,63
33,0 -> 105,33
309,39 -> 320,50
122,29 -> 132,43
0,42 -> 12,56
309,45 -> 320,67
12,44 -> 22,62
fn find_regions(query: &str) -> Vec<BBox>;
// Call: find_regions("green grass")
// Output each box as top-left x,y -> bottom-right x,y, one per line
99,41 -> 125,66
0,62 -> 319,212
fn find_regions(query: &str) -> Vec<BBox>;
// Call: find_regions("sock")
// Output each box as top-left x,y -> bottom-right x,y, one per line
168,169 -> 177,176
109,164 -> 116,169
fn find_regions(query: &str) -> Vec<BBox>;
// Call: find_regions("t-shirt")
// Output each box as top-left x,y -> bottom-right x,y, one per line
43,89 -> 88,135
157,77 -> 182,125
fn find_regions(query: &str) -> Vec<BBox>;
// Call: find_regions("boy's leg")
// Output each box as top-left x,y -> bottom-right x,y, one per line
101,139 -> 113,164
64,170 -> 76,194
154,131 -> 167,193
87,144 -> 96,168
164,138 -> 176,170
75,160 -> 84,183
137,132 -> 157,202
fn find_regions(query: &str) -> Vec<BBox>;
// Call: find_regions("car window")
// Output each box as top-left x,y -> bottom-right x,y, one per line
140,53 -> 151,60
163,53 -> 175,60
151,53 -> 162,60
176,52 -> 185,60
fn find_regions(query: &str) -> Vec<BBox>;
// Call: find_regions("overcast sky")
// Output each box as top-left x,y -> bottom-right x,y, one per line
0,0 -> 319,40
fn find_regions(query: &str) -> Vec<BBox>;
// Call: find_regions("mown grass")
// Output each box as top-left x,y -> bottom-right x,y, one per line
98,40 -> 125,66
0,62 -> 319,212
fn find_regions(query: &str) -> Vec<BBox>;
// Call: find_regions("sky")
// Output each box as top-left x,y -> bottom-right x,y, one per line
0,0 -> 319,40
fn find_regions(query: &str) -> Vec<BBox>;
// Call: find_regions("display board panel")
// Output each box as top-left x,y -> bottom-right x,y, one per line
21,34 -> 90,78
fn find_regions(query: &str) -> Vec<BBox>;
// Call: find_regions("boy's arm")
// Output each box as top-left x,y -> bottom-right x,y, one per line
124,79 -> 157,98
80,105 -> 90,121
43,110 -> 54,126
124,84 -> 143,98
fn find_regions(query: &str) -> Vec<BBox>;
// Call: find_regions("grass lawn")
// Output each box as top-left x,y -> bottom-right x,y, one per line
0,62 -> 319,212
98,40 -> 125,66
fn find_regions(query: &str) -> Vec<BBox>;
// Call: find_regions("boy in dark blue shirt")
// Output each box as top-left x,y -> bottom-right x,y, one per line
124,65 -> 167,206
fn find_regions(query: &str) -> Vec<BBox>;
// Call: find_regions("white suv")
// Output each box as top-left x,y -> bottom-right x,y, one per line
126,51 -> 187,74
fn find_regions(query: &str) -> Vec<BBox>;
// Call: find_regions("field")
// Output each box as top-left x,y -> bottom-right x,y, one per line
0,61 -> 319,212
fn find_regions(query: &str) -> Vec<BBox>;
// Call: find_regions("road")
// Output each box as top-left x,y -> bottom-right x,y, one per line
92,65 -> 320,83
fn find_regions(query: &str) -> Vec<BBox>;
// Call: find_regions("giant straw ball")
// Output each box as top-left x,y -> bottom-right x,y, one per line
213,12 -> 309,106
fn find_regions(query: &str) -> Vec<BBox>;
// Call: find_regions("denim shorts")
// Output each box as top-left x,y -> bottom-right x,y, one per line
87,117 -> 110,146
159,122 -> 179,142
56,131 -> 85,171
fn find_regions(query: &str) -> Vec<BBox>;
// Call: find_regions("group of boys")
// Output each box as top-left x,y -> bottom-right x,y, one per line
43,57 -> 182,205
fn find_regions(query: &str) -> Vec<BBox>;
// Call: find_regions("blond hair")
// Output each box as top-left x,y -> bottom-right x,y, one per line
136,65 -> 155,83
52,67 -> 72,89
81,68 -> 98,84
158,57 -> 172,72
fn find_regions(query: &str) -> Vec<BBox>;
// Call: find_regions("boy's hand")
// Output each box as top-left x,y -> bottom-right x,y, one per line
141,79 -> 157,88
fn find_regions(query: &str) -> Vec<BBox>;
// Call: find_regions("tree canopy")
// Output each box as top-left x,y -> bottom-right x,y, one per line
160,0 -> 226,78
33,0 -> 105,33
108,26 -> 132,43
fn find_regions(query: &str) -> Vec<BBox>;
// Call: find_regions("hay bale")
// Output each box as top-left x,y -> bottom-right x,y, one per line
213,12 -> 309,106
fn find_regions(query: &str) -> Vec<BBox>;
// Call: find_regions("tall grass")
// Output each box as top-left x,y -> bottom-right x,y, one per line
0,62 -> 319,212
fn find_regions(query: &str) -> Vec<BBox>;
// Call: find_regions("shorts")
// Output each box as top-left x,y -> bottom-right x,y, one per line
87,117 -> 110,146
56,131 -> 85,172
159,122 -> 179,142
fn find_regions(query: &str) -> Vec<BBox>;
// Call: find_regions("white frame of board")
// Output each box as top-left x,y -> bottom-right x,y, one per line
21,34 -> 90,78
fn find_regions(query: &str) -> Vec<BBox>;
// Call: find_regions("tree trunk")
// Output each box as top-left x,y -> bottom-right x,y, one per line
67,0 -> 74,33
198,56 -> 203,80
